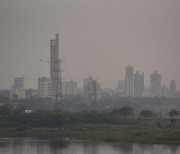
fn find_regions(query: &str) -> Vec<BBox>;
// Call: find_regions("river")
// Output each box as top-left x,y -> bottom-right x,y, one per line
0,138 -> 179,154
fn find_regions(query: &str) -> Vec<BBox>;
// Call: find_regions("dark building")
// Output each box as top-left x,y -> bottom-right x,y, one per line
150,71 -> 161,96
0,90 -> 11,98
134,71 -> 144,97
125,65 -> 134,96
170,80 -> 176,97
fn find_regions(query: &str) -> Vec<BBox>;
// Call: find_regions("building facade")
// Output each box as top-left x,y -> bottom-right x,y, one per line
50,33 -> 59,98
11,76 -> 25,99
62,81 -> 78,96
125,65 -> 134,96
118,80 -> 126,95
170,80 -> 176,97
25,89 -> 38,98
83,76 -> 100,102
134,71 -> 144,97
38,77 -> 51,98
150,71 -> 161,96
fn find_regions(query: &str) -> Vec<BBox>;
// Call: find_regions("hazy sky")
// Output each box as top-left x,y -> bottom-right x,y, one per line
0,0 -> 180,90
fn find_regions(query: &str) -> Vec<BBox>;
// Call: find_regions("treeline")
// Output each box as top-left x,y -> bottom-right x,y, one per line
0,105 -> 179,129
1,96 -> 180,114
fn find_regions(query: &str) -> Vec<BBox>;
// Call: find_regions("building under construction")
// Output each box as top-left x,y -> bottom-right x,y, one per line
50,33 -> 59,99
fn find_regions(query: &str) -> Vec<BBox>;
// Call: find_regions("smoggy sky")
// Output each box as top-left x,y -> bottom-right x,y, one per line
0,0 -> 180,90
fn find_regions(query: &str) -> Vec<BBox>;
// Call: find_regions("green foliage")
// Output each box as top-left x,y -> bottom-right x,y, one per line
16,125 -> 30,131
111,106 -> 133,118
168,109 -> 180,117
140,109 -> 153,118
0,106 -> 179,130
0,106 -> 12,117
170,118 -> 177,128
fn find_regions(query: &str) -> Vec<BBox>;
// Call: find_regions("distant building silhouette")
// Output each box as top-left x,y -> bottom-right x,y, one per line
161,85 -> 169,97
25,89 -> 38,98
62,80 -> 78,96
125,65 -> 134,96
14,76 -> 24,89
101,88 -> 114,98
50,33 -> 59,98
118,80 -> 126,95
11,76 -> 25,99
150,71 -> 161,96
170,80 -> 176,97
83,76 -> 100,103
0,90 -> 11,98
38,77 -> 51,98
134,71 -> 144,97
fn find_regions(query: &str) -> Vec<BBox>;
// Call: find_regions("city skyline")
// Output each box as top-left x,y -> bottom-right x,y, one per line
9,66 -> 178,92
0,0 -> 180,90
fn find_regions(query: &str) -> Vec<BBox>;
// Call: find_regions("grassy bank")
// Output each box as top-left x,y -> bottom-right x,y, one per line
0,124 -> 180,144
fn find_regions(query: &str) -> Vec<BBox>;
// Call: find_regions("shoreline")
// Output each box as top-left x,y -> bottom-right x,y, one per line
0,125 -> 180,145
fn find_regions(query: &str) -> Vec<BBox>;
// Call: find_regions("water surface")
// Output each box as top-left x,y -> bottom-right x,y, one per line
0,138 -> 179,154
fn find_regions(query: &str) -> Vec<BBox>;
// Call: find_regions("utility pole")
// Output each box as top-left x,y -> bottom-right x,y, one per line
55,57 -> 65,102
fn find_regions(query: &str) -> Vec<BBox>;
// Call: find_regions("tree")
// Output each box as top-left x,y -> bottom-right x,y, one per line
170,118 -> 177,128
0,106 -> 12,117
111,106 -> 133,118
168,109 -> 179,118
140,109 -> 153,118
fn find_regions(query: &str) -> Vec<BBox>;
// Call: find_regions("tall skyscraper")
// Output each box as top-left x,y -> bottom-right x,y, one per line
50,33 -> 59,98
170,80 -> 176,97
134,71 -> 144,97
125,65 -> 134,96
150,71 -> 161,96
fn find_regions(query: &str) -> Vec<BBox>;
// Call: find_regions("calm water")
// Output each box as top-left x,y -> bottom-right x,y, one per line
0,138 -> 179,154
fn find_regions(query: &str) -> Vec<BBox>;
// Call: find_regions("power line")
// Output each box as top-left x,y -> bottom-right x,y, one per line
0,47 -> 48,72
0,59 -> 38,81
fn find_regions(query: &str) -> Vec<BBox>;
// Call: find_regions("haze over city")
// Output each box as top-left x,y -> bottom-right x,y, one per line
0,0 -> 180,90
1,1 -> 180,151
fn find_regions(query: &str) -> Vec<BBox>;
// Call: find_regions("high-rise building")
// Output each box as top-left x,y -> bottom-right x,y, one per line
150,71 -> 161,96
170,80 -> 176,97
125,65 -> 134,96
50,33 -> 59,98
134,71 -> 144,97
83,76 -> 100,103
38,77 -> 51,98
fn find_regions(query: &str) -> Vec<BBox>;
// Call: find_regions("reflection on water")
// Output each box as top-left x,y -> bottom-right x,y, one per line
0,138 -> 179,154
